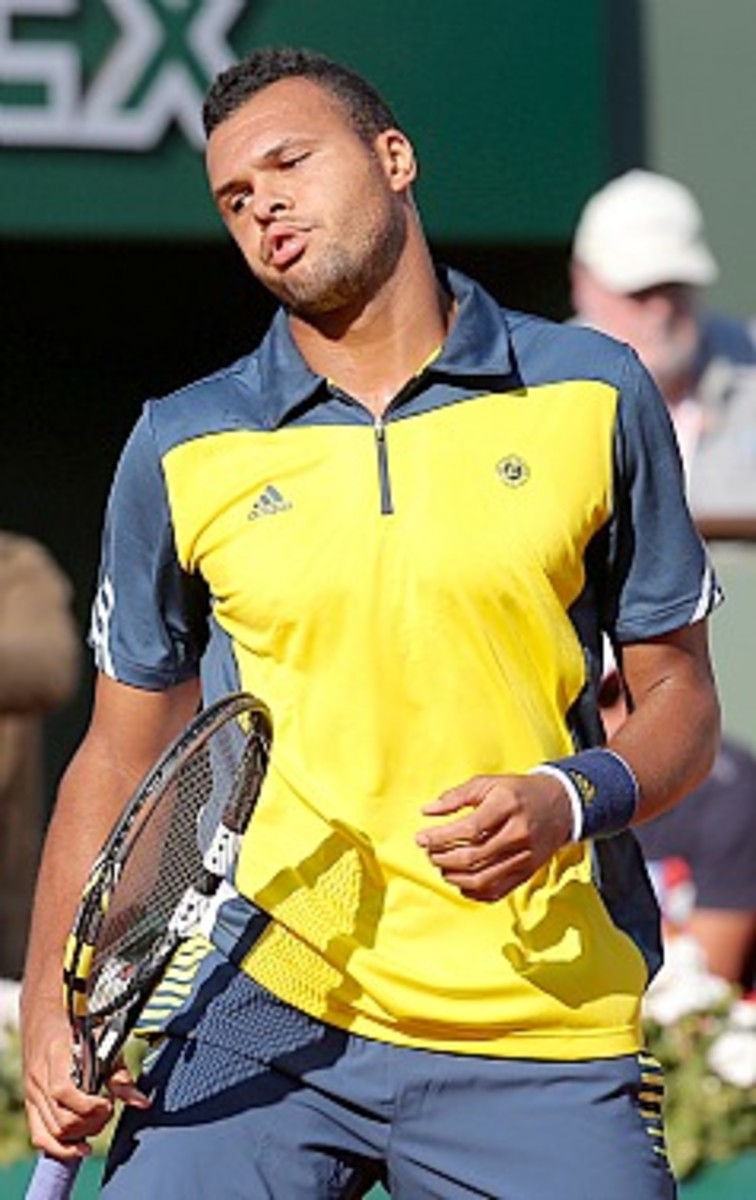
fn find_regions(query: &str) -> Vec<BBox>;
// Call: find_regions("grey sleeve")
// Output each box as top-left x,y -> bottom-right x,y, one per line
602,348 -> 722,642
87,406 -> 209,689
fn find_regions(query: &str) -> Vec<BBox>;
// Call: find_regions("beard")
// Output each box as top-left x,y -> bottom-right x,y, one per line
260,196 -> 408,318
641,318 -> 700,397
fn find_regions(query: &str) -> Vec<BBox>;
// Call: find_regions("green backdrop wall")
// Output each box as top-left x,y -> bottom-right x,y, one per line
0,0 -> 635,240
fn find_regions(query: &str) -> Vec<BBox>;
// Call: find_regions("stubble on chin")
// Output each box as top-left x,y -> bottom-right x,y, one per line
278,247 -> 360,316
275,205 -> 408,319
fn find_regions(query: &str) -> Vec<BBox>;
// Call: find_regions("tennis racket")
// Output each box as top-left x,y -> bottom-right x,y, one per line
25,690 -> 272,1200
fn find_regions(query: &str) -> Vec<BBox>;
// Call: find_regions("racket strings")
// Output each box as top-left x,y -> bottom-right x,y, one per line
84,718 -> 258,1019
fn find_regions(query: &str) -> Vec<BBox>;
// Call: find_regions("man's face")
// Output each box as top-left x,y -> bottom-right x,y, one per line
571,266 -> 701,400
206,77 -> 412,317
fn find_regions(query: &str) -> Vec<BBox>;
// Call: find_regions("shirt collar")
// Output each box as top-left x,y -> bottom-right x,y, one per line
432,266 -> 516,376
250,266 -> 516,428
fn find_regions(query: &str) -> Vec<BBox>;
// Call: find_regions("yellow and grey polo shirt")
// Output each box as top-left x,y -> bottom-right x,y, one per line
90,268 -> 720,1060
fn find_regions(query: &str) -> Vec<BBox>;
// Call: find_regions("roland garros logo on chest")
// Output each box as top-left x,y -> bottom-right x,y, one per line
496,455 -> 530,487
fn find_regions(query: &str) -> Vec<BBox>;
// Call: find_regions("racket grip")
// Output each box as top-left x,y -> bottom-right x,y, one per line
25,1152 -> 82,1200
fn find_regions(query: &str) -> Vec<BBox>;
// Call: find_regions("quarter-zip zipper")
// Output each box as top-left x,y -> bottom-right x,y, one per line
370,370 -> 431,516
374,415 -> 394,515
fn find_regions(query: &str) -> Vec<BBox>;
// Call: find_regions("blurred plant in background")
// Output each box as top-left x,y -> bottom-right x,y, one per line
0,982 -> 26,1166
643,936 -> 756,1179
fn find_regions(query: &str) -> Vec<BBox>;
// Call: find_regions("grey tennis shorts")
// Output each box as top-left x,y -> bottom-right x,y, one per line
101,946 -> 677,1199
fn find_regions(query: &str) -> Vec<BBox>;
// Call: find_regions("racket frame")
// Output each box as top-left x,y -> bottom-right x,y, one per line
62,691 -> 271,1091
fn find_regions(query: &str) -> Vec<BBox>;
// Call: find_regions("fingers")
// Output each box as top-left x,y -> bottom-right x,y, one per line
416,776 -> 523,901
420,775 -> 496,819
26,1059 -> 151,1159
106,1062 -> 151,1109
416,776 -> 512,853
415,772 -> 574,901
24,1033 -> 113,1158
418,819 -> 532,901
25,1076 -> 112,1159
427,839 -> 534,902
26,1103 -> 94,1161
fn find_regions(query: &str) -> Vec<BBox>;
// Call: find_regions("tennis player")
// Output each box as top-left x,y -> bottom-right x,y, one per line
22,47 -> 721,1199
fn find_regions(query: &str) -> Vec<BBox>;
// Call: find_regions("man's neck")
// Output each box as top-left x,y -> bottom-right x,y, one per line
287,240 -> 454,417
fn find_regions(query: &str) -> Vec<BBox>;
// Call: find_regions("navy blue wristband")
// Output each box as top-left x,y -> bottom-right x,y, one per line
543,748 -> 639,840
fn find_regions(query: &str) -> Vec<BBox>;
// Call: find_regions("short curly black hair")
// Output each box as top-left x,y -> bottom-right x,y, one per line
202,47 -> 400,144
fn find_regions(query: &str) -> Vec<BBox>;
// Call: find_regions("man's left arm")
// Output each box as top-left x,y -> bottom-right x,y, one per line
608,620 -> 719,823
416,621 -> 719,902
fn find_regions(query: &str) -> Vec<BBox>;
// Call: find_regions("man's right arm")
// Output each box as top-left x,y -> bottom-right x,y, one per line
21,672 -> 201,1161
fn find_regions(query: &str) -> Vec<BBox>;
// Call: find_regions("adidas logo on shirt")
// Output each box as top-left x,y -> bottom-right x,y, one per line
248,484 -> 293,520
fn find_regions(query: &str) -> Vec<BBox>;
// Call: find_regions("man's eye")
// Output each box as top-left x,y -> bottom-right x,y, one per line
229,191 -> 252,215
280,153 -> 308,170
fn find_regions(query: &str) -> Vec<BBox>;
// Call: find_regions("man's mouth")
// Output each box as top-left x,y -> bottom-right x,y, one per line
262,226 -> 308,269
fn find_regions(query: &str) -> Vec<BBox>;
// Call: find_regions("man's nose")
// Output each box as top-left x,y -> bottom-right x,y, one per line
253,188 -> 291,223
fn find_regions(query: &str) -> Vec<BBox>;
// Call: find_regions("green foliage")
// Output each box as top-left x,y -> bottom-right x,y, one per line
0,1023 -> 29,1166
644,1004 -> 756,1179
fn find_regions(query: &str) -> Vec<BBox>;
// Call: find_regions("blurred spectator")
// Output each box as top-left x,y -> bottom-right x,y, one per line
0,532 -> 80,979
599,656 -> 756,992
570,169 -> 756,520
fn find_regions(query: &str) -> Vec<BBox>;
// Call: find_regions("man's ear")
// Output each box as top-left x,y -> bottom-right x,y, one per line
375,129 -> 418,192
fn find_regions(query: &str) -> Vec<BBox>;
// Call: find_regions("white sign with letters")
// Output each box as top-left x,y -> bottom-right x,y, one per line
0,0 -> 242,150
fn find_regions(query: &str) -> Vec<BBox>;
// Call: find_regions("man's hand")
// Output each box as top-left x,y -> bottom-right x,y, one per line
415,772 -> 573,901
22,1002 -> 148,1161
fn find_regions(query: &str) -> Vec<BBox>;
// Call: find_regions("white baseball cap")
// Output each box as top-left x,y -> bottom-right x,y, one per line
572,169 -> 719,293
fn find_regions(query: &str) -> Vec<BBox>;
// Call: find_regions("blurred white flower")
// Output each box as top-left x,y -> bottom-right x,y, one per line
729,997 -> 756,1030
643,934 -> 731,1025
707,1024 -> 756,1088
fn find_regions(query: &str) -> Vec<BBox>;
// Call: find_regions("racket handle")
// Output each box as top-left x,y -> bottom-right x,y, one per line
25,1152 -> 82,1200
